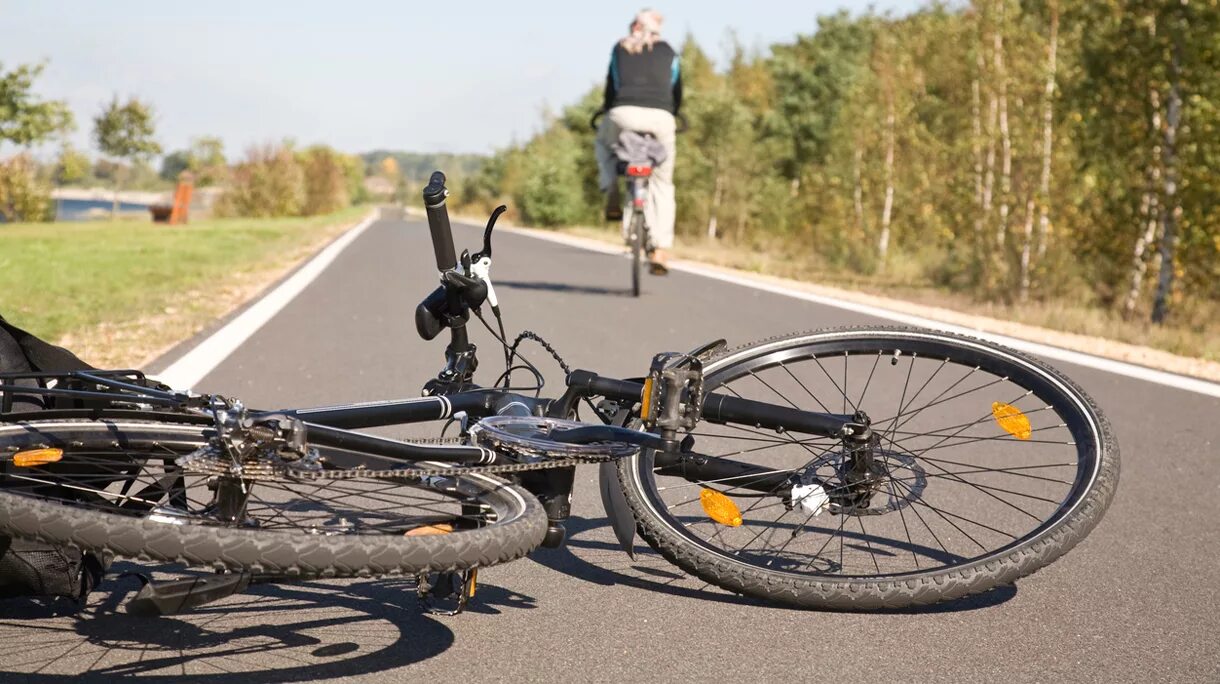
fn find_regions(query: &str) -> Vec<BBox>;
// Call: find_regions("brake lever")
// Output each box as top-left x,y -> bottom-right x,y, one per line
471,205 -> 506,263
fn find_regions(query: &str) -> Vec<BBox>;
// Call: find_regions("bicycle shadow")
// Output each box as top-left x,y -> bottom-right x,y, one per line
496,280 -> 634,298
530,515 -> 1017,614
0,563 -> 530,682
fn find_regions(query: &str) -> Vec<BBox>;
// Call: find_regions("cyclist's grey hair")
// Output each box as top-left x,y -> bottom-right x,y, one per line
620,9 -> 663,54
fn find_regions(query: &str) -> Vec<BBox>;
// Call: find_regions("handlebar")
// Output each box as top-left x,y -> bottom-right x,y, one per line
565,369 -> 853,438
422,171 -> 457,272
566,370 -> 644,401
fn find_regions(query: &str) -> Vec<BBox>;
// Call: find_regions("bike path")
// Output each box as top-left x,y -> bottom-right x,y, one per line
3,216 -> 1215,682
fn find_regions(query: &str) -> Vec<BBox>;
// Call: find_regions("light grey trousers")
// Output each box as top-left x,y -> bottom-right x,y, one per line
594,105 -> 676,249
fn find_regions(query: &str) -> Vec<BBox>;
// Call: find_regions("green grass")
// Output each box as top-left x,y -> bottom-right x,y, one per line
0,207 -> 367,365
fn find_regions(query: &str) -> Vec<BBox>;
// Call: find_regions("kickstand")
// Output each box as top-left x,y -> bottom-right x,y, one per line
417,568 -> 478,616
124,571 -> 253,617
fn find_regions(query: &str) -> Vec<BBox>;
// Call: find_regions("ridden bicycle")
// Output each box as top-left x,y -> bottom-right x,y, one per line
593,110 -> 685,297
0,172 -> 1119,615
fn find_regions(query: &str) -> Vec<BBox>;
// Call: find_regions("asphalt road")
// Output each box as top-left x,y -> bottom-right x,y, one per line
3,214 -> 1217,682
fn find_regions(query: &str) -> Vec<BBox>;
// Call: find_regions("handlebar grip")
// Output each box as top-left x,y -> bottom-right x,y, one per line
421,171 -> 457,271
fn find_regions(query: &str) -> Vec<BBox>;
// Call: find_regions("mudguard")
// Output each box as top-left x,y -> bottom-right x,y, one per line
126,572 -> 252,616
599,460 -> 637,559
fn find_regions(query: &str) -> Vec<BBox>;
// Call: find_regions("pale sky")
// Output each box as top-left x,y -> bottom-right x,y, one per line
2,0 -> 927,158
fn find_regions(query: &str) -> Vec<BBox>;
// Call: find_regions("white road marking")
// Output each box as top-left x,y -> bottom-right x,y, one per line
483,220 -> 1220,399
155,212 -> 378,390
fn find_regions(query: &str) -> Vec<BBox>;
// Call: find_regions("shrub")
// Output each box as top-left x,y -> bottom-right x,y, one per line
0,153 -> 53,222
216,143 -> 305,218
298,146 -> 349,215
517,127 -> 588,227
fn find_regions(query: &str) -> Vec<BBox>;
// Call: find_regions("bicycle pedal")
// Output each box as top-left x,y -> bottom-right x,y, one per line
417,568 -> 478,616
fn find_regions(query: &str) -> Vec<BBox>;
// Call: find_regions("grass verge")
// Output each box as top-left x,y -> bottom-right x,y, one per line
0,207 -> 369,368
491,219 -> 1220,381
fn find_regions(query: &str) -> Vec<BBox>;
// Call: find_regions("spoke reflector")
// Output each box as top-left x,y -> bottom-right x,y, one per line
700,489 -> 743,527
992,402 -> 1032,440
12,448 -> 63,467
640,377 -> 654,422
405,523 -> 454,537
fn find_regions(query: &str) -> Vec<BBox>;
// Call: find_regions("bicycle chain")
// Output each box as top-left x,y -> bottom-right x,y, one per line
290,453 -> 619,481
179,438 -> 622,483
186,332 -> 602,484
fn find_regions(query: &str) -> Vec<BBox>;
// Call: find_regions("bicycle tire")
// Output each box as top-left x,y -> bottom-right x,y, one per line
630,212 -> 644,298
0,415 -> 547,578
618,326 -> 1119,609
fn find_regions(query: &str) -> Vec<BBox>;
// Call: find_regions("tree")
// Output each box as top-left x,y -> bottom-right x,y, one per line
0,62 -> 73,147
0,61 -> 73,222
216,143 -> 305,218
159,149 -> 191,182
378,156 -> 403,201
298,145 -> 349,215
445,1 -> 1220,342
92,96 -> 161,217
188,136 -> 227,186
1018,0 -> 1059,303
55,144 -> 91,185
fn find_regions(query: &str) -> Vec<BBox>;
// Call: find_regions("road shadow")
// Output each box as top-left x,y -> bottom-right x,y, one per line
496,280 -> 633,297
528,515 -> 776,609
0,562 -> 537,682
531,515 -> 1017,614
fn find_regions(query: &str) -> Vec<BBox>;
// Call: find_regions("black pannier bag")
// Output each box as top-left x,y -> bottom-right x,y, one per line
0,314 -> 106,601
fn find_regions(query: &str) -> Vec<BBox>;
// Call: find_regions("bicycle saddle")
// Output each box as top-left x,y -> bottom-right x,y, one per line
614,130 -> 667,171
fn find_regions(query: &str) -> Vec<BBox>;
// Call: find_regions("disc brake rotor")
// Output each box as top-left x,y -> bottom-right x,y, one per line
842,450 -> 927,516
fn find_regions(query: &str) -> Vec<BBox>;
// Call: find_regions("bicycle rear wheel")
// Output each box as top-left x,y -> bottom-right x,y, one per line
629,212 -> 644,298
619,327 -> 1118,609
0,415 -> 546,577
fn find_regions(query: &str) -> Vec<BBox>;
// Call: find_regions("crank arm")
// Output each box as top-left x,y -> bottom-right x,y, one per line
651,450 -> 795,495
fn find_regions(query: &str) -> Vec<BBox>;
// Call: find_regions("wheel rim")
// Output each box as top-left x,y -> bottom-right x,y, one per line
631,330 -> 1105,581
0,420 -> 526,539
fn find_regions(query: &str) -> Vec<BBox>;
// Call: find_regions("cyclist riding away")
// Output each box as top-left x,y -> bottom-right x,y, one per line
594,9 -> 682,274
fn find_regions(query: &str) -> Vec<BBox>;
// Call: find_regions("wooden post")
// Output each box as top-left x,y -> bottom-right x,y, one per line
170,171 -> 194,224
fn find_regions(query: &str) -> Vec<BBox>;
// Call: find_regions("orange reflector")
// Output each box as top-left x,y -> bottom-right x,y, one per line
700,489 -> 743,527
468,568 -> 478,598
992,402 -> 1032,440
405,523 -> 454,537
13,448 -> 63,467
640,377 -> 654,421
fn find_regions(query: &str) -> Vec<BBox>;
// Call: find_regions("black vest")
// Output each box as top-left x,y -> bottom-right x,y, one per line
606,41 -> 679,113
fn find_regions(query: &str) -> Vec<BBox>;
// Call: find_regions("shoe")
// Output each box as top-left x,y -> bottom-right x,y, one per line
649,248 -> 669,275
604,184 -> 623,221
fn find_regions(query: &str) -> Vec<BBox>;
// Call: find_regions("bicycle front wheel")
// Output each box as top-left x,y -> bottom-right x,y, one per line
619,327 -> 1119,609
0,415 -> 546,577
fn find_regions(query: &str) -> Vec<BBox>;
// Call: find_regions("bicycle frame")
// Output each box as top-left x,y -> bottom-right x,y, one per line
0,169 -> 867,554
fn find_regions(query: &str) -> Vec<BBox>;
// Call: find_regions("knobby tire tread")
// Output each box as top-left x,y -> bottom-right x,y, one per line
0,418 -> 548,578
617,326 -> 1119,610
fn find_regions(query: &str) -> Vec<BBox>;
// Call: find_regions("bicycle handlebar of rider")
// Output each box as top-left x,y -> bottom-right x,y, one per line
422,171 -> 458,272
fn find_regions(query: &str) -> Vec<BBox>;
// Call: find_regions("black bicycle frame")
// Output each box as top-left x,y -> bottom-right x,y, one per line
0,170 -> 863,548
